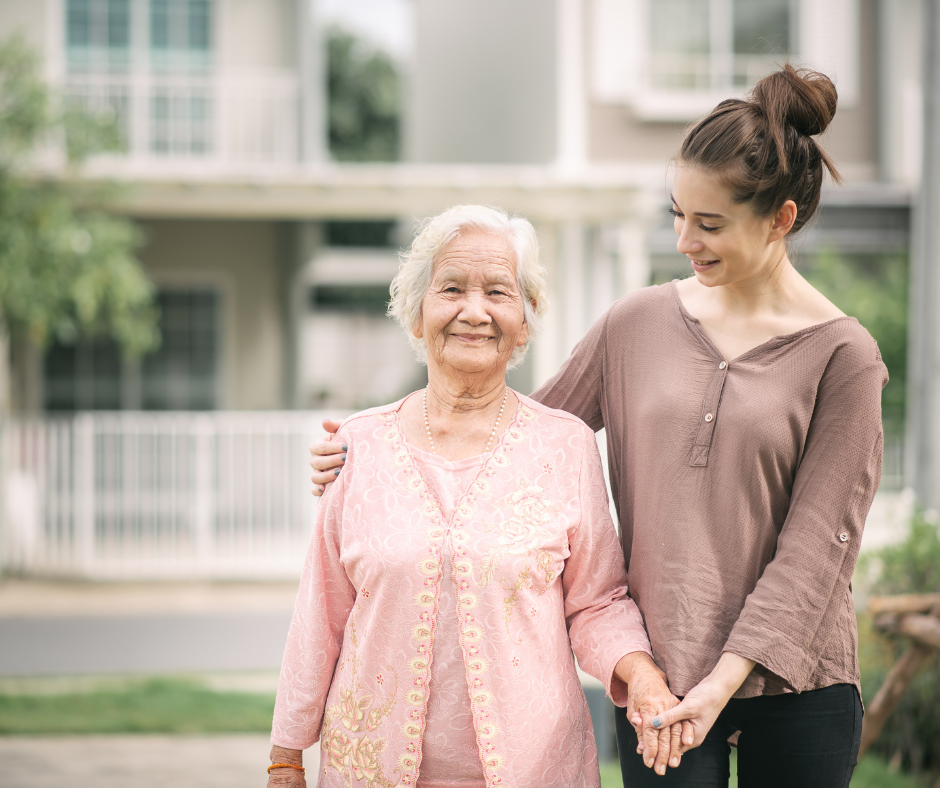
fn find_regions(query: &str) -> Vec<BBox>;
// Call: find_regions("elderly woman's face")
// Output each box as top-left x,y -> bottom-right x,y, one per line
415,229 -> 528,375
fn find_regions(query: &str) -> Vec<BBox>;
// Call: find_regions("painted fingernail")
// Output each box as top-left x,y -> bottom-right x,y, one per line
651,717 -> 662,728
318,486 -> 324,493
341,454 -> 347,461
341,445 -> 348,451
334,469 -> 341,476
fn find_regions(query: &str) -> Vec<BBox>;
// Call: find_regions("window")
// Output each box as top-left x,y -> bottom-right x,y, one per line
648,0 -> 793,92
141,290 -> 218,410
150,0 -> 213,72
64,0 -> 215,156
66,0 -> 131,72
43,289 -> 219,411
44,336 -> 125,411
592,0 -> 858,119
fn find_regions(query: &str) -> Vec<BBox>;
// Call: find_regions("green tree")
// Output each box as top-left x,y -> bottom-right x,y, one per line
802,250 -> 908,436
0,36 -> 158,411
327,26 -> 401,162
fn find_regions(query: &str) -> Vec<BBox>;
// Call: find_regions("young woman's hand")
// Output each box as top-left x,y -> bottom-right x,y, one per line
648,652 -> 756,754
309,419 -> 344,496
614,652 -> 691,774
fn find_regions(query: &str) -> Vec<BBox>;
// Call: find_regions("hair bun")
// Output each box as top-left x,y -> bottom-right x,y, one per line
751,63 -> 838,137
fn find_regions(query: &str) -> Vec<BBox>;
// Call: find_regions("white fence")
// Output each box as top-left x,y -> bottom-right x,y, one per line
0,413 -> 907,581
0,412 -> 344,580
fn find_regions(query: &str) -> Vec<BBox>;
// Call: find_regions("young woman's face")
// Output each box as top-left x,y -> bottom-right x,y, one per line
415,229 -> 528,376
671,165 -> 788,288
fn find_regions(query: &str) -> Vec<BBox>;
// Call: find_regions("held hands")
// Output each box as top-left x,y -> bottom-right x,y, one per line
614,652 -> 691,775
310,419 -> 344,496
646,653 -> 757,755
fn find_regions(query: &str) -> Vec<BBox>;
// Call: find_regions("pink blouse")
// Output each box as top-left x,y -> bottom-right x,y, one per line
271,393 -> 652,788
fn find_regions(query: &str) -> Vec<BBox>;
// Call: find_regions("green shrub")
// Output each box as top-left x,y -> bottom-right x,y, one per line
857,509 -> 940,780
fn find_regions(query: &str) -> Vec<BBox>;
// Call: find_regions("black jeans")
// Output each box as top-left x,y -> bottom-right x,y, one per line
615,683 -> 863,788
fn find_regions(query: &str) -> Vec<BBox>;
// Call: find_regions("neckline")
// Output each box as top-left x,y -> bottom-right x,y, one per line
389,391 -> 528,528
668,279 -> 857,364
394,388 -> 521,464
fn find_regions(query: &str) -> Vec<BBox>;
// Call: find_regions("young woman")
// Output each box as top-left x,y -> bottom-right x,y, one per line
310,65 -> 886,788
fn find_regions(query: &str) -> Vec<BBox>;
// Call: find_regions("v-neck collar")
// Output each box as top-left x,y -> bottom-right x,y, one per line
390,390 -> 527,528
669,279 -> 857,364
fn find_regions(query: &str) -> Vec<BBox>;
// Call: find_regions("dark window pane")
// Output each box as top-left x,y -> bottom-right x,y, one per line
733,0 -> 790,54
107,0 -> 130,47
142,289 -> 218,410
67,0 -> 92,47
189,0 -> 211,50
311,284 -> 391,314
324,220 -> 396,247
151,0 -> 170,48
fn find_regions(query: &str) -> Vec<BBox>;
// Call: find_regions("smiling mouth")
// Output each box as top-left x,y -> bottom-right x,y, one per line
691,258 -> 719,268
452,334 -> 494,343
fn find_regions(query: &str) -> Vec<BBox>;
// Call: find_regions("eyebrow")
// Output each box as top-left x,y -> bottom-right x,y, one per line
436,268 -> 517,286
670,193 -> 726,220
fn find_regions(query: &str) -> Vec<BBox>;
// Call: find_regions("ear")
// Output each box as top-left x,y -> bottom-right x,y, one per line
516,302 -> 534,348
769,200 -> 798,241
412,316 -> 424,340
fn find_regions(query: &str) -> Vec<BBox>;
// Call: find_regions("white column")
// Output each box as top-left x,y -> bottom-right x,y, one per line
555,0 -> 587,173
561,222 -> 587,357
298,0 -> 328,164
533,222 -> 560,389
906,0 -> 940,508
618,219 -> 651,295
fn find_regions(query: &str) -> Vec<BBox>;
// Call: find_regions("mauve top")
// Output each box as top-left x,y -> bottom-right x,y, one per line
533,280 -> 888,698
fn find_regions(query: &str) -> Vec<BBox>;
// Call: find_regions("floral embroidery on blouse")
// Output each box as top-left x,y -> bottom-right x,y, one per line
477,474 -> 561,640
321,619 -> 400,787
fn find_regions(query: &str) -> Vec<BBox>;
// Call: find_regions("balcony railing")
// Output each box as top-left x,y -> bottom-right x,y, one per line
0,412 -> 346,580
63,71 -> 300,171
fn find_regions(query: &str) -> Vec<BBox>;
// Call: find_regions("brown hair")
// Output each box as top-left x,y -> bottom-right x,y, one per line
678,63 -> 842,235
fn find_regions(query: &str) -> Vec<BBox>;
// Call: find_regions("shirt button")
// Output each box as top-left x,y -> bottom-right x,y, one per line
704,413 -> 714,422
719,361 -> 727,369
839,533 -> 849,542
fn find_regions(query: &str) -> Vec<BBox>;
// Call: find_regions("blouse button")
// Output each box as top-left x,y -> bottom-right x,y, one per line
839,532 -> 849,542
718,361 -> 727,369
704,413 -> 714,422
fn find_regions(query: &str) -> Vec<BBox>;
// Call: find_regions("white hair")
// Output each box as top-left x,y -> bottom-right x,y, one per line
388,205 -> 548,369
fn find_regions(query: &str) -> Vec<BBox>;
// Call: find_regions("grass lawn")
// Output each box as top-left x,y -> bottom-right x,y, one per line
0,677 -> 274,735
599,751 -> 931,788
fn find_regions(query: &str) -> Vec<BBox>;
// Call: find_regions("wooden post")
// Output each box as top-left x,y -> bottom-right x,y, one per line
859,600 -> 940,758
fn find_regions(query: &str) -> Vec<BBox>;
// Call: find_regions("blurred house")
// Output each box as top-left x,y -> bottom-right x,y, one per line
0,0 -> 919,577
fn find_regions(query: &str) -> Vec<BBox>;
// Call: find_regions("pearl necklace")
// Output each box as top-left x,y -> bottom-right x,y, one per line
423,387 -> 509,455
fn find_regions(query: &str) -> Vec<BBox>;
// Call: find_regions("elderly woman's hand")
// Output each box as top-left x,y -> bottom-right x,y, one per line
646,652 -> 756,755
614,652 -> 691,775
267,746 -> 306,788
310,419 -> 344,496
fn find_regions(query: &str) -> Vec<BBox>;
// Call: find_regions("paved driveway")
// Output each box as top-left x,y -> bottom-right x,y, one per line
0,735 -> 320,788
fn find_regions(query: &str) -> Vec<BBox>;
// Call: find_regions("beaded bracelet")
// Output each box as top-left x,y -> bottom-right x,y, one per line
268,763 -> 305,774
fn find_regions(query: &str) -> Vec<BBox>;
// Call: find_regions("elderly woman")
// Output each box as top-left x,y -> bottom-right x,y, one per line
266,205 -> 679,788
